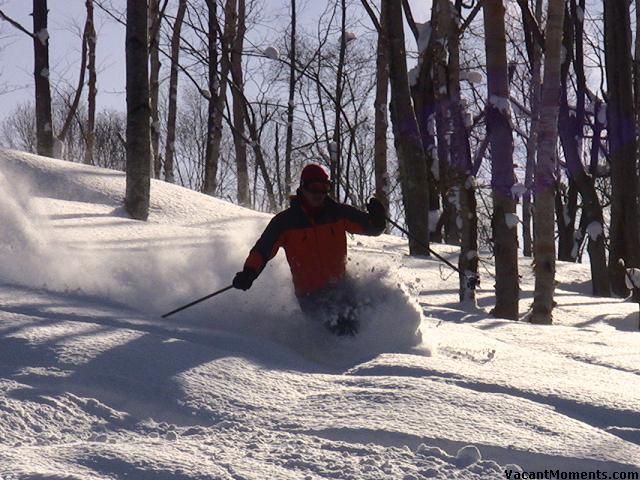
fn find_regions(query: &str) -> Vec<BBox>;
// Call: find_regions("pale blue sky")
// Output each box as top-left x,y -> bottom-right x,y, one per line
0,0 -> 432,121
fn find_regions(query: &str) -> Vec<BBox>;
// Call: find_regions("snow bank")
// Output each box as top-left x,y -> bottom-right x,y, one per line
0,149 -> 422,365
3,149 -> 640,478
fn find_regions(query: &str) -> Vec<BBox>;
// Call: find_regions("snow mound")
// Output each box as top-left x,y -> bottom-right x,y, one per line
0,148 -> 423,366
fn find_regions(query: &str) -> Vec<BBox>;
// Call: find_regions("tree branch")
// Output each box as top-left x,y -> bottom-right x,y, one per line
459,2 -> 481,34
402,0 -> 420,44
515,0 -> 545,50
0,9 -> 35,38
94,1 -> 126,26
359,0 -> 381,33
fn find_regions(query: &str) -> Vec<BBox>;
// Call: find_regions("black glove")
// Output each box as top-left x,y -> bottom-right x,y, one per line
232,268 -> 258,291
367,197 -> 386,228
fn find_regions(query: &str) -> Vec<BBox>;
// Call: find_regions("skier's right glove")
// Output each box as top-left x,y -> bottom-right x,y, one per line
367,197 -> 386,230
232,267 -> 258,291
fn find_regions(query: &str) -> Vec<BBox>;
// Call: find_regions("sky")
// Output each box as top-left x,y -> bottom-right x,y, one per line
0,0 -> 432,122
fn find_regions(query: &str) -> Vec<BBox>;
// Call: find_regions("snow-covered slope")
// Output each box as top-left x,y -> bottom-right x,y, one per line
1,148 -> 639,479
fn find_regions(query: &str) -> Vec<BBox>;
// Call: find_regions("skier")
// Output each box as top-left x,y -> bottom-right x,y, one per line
232,164 -> 387,335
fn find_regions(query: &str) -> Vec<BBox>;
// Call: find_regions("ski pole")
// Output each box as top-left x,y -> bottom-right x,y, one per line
161,285 -> 234,318
386,216 -> 479,289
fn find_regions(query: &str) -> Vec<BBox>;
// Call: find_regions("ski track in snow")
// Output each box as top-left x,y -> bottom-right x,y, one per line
0,149 -> 639,479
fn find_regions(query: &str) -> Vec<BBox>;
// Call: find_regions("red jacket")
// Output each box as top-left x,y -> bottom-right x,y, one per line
244,193 -> 385,297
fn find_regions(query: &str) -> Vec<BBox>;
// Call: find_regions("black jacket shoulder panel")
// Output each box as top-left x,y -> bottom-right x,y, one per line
251,206 -> 310,263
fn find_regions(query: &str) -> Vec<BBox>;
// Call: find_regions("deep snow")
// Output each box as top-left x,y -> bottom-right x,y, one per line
0,149 -> 639,479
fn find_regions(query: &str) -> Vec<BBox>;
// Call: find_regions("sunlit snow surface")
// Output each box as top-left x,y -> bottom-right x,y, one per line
0,149 -> 639,479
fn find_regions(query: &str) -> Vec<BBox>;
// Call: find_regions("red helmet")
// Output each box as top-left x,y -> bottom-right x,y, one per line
300,164 -> 330,190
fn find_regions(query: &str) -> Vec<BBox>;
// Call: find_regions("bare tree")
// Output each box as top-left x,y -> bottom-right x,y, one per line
85,0 -> 97,165
230,0 -> 250,206
519,0 -> 543,258
283,0 -> 297,198
406,13 -> 440,244
56,9 -> 91,149
370,0 -> 390,224
483,0 -> 519,320
445,0 -> 478,304
431,0 -> 459,246
555,0 -> 609,296
529,0 -> 565,324
203,0 -> 222,196
386,0 -> 430,255
163,0 -> 186,183
0,103 -> 37,152
149,0 -> 162,178
635,0 -> 640,137
603,0 -> 640,297
330,0 -> 348,198
33,0 -> 54,157
125,0 -> 151,220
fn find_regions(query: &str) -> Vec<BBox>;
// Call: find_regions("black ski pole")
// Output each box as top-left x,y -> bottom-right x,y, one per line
162,285 -> 234,318
386,216 -> 479,289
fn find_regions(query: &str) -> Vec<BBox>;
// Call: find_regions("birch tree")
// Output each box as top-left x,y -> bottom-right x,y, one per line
530,0 -> 565,324
203,0 -> 221,196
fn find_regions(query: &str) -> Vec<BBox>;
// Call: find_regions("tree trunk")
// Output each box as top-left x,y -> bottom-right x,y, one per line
431,0 -> 459,247
373,0 -> 390,222
559,105 -> 610,296
386,0 -> 430,256
148,0 -> 162,178
555,0 -> 609,295
483,0 -> 519,320
555,179 -> 578,262
33,0 -> 54,157
85,0 -> 97,165
231,0 -> 250,207
555,3 -> 578,264
125,0 -> 151,220
521,0 -> 543,258
446,0 -> 478,304
283,0 -> 297,200
203,0 -> 221,195
203,0 -> 234,197
635,0 -> 640,134
57,10 -> 89,147
163,0 -> 186,183
530,0 -> 565,324
409,22 -> 441,243
331,0 -> 347,199
588,100 -> 611,296
603,0 -> 640,297
244,109 -> 277,211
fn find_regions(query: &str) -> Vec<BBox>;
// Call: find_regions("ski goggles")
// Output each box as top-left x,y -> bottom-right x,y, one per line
303,181 -> 331,194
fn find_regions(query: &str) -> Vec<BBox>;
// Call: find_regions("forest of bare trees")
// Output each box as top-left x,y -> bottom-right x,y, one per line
2,0 -> 640,324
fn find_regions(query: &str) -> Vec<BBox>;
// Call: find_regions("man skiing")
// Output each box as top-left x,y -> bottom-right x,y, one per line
232,164 -> 386,335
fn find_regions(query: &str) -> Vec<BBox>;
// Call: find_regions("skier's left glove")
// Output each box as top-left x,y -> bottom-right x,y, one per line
367,197 -> 386,230
233,267 -> 258,291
